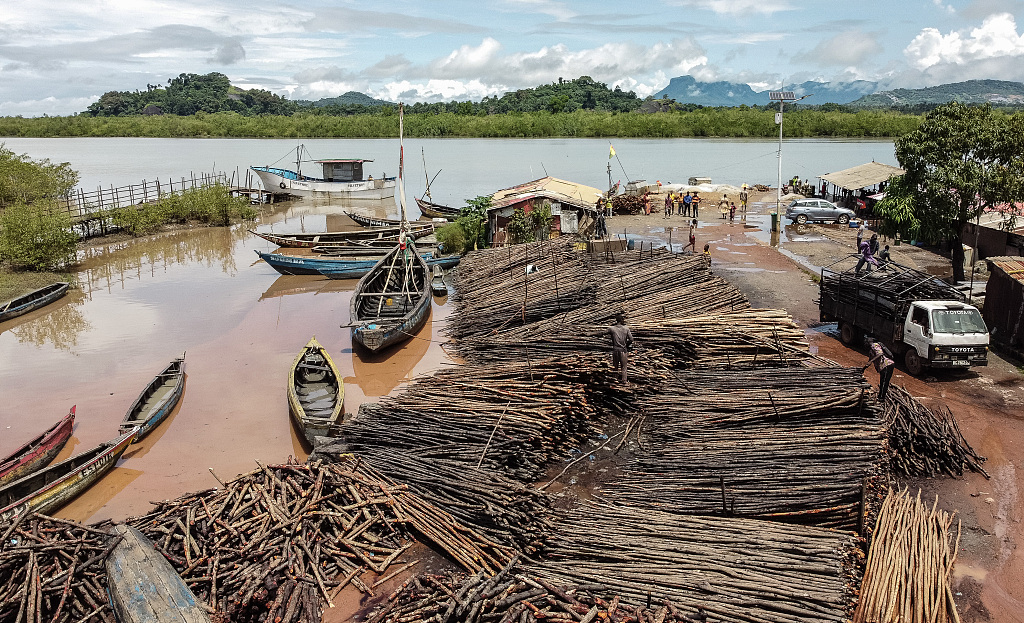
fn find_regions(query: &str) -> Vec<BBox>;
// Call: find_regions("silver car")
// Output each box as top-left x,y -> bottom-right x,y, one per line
784,199 -> 855,224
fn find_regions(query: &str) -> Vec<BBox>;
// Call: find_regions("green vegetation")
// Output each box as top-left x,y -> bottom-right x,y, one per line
86,72 -> 295,117
507,205 -> 533,244
876,102 -> 1024,282
0,144 -> 78,205
851,79 -> 1024,109
0,270 -> 76,304
0,108 -> 924,139
436,196 -> 489,255
108,184 -> 257,236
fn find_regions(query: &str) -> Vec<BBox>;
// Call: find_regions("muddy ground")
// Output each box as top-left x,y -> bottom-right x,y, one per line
606,195 -> 1024,622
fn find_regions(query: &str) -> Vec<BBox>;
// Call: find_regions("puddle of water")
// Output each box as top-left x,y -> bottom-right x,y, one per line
0,198 -> 454,524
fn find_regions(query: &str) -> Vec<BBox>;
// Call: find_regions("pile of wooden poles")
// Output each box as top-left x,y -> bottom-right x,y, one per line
600,368 -> 886,530
367,562 -> 715,623
0,513 -> 119,623
853,488 -> 961,623
125,457 -> 513,622
335,361 -> 598,481
883,384 -> 988,478
449,239 -> 596,338
610,194 -> 648,215
528,503 -> 861,623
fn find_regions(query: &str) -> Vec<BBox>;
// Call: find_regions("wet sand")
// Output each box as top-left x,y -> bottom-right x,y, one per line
0,198 -> 454,524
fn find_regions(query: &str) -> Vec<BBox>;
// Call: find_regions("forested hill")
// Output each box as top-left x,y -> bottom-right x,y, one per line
82,74 -> 641,117
848,79 -> 1024,108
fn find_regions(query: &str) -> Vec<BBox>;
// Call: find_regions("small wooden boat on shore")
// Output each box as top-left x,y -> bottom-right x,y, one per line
431,265 -> 448,296
119,355 -> 186,442
0,282 -> 70,323
106,523 -> 212,623
288,337 -> 344,445
345,211 -> 403,228
350,239 -> 432,352
0,407 -> 76,486
0,428 -> 138,524
319,253 -> 459,280
415,197 -> 460,220
249,223 -> 434,249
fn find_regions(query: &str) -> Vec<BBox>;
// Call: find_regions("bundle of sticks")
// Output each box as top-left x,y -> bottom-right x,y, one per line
883,385 -> 988,478
367,563 -> 714,623
853,488 -> 961,623
125,457 -> 513,622
610,194 -> 648,215
529,503 -> 861,623
336,361 -> 599,481
449,239 -> 596,337
601,368 -> 886,530
0,513 -> 119,623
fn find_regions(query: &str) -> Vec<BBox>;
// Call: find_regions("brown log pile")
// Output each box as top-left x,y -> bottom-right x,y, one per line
610,194 -> 647,215
0,512 -> 119,623
853,488 -> 961,623
601,368 -> 887,530
367,562 -> 714,623
883,385 -> 988,478
528,503 -> 862,623
124,457 -> 513,623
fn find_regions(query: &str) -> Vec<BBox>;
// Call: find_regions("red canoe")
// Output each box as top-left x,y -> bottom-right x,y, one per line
0,406 -> 76,486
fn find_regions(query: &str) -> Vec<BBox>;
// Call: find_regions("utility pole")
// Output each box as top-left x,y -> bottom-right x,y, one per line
769,91 -> 812,232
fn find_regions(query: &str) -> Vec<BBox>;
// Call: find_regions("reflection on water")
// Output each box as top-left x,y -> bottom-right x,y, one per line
5,291 -> 91,351
260,275 -> 357,301
56,467 -> 143,524
348,308 -> 434,397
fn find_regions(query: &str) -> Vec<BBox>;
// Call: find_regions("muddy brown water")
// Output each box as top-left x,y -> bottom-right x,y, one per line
0,198 -> 454,524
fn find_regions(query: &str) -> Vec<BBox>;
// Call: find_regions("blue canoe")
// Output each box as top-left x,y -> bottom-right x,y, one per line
255,250 -> 459,278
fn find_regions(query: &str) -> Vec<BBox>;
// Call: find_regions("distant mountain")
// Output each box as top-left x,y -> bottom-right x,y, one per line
653,76 -> 877,107
849,79 -> 1024,108
297,92 -> 394,107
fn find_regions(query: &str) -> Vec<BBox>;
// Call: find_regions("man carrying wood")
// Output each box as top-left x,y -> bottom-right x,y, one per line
609,313 -> 634,383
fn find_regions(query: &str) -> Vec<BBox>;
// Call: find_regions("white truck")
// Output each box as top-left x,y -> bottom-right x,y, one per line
819,258 -> 989,375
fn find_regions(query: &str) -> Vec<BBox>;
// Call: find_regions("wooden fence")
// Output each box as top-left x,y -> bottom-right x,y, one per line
57,171 -> 231,222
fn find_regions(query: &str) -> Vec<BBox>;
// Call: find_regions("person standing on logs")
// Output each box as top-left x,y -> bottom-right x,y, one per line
609,313 -> 634,383
863,336 -> 895,402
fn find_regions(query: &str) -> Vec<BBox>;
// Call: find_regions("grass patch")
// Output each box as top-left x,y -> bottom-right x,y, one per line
0,270 -> 76,303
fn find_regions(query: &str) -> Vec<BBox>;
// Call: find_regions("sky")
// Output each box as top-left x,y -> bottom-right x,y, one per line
2,0 -> 1024,116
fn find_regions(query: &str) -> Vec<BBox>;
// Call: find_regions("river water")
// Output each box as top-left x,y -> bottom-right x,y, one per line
0,137 -> 896,524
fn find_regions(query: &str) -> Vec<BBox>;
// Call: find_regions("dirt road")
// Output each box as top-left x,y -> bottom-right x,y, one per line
608,197 -> 1024,622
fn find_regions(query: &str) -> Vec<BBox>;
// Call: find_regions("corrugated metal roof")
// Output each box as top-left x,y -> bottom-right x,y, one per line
490,176 -> 604,211
987,256 -> 1024,283
819,162 -> 905,191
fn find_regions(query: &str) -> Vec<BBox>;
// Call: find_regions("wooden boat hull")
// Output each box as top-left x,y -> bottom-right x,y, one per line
431,265 -> 448,296
251,166 -> 395,199
119,356 -> 186,441
0,428 -> 138,524
257,250 -> 447,278
249,225 -> 433,249
0,407 -> 76,486
287,337 -> 344,445
0,282 -> 70,323
415,197 -> 459,220
106,524 -> 212,623
319,254 -> 459,280
350,242 -> 433,352
345,211 -> 403,228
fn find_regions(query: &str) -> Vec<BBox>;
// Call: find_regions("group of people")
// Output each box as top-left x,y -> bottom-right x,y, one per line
854,222 -> 891,275
656,191 -> 702,218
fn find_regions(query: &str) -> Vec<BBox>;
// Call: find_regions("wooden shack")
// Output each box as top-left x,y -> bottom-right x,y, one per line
984,256 -> 1024,353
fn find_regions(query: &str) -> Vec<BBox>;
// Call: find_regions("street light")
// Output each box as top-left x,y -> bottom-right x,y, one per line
769,91 -> 812,232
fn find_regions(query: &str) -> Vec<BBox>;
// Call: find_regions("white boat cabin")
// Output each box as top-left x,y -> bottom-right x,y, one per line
316,159 -> 373,182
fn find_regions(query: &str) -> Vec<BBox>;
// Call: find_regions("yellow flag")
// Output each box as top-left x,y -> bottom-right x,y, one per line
609,144 -> 616,159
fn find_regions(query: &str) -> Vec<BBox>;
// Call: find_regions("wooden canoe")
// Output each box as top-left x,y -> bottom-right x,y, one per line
0,428 -> 138,524
0,282 -> 70,323
431,265 -> 448,296
288,337 -> 344,445
319,253 -> 459,280
345,211 -> 403,228
349,239 -> 432,352
249,223 -> 434,249
415,197 -> 460,220
0,406 -> 76,486
106,523 -> 212,623
119,355 -> 186,442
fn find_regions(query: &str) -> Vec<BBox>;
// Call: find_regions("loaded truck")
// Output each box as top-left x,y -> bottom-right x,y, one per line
819,257 -> 989,375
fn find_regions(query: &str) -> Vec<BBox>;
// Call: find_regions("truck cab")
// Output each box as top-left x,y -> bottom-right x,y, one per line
900,301 -> 989,374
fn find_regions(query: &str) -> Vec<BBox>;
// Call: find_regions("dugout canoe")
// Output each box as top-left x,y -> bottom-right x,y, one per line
415,197 -> 460,220
249,223 -> 434,249
318,253 -> 459,280
349,239 -> 431,352
119,355 -> 186,442
0,407 -> 76,486
431,265 -> 448,296
345,211 -> 403,228
0,428 -> 138,524
106,523 -> 213,623
288,337 -> 344,445
0,282 -> 70,323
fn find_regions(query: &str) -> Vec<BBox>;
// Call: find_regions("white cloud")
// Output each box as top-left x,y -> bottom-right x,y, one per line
501,0 -> 577,21
795,31 -> 881,67
665,0 -> 793,15
905,13 -> 1024,69
931,0 -> 956,14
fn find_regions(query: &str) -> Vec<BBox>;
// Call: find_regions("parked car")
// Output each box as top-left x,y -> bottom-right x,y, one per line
784,199 -> 855,224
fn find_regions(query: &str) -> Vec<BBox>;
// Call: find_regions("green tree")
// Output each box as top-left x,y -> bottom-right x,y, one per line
0,201 -> 78,270
890,102 -> 1024,281
455,195 -> 490,252
507,205 -> 534,244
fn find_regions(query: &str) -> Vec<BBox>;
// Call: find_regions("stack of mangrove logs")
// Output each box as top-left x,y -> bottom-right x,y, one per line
126,457 -> 513,623
335,361 -> 598,482
529,503 -> 861,623
610,194 -> 647,215
854,488 -> 961,623
883,385 -> 988,478
0,513 -> 119,623
368,563 -> 714,623
450,239 -> 596,338
601,368 -> 886,530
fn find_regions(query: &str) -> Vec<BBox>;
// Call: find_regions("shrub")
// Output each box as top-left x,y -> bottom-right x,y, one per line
434,223 -> 466,255
0,200 -> 78,270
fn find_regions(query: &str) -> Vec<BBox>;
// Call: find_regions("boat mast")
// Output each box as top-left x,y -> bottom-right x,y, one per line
398,104 -> 408,230
422,147 -> 432,201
